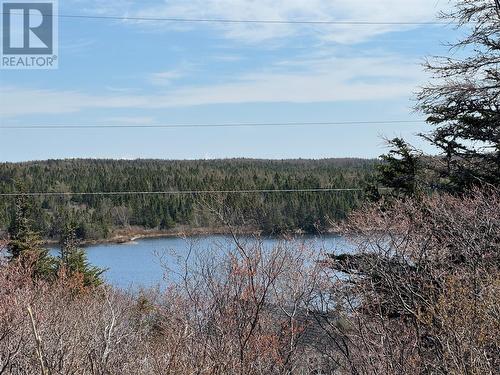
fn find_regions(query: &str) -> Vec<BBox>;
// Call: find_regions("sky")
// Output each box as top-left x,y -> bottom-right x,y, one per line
0,0 -> 461,162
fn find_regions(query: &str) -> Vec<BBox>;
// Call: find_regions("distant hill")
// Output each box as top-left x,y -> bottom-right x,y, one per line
0,158 -> 378,240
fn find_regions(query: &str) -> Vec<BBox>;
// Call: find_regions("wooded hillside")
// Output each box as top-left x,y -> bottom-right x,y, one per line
0,159 -> 376,240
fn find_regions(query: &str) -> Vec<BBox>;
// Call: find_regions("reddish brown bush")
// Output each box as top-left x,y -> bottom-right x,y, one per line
0,237 -> 326,375
316,189 -> 500,374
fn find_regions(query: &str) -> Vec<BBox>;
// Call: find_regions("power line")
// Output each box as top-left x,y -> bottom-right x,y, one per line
0,188 -> 386,198
0,120 -> 427,130
0,12 -> 455,26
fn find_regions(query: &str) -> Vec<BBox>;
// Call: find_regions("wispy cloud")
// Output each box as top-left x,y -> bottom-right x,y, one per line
211,54 -> 244,62
75,0 -> 450,44
105,86 -> 140,93
0,53 -> 425,118
147,62 -> 199,86
60,38 -> 95,53
149,69 -> 185,86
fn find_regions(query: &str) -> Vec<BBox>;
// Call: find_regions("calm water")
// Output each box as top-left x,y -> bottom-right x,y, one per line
51,235 -> 353,289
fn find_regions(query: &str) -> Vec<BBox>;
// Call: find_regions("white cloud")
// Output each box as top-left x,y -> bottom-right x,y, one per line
0,53 -> 426,118
149,69 -> 186,86
211,54 -> 244,62
105,86 -> 140,93
148,62 -> 200,86
103,0 -> 451,44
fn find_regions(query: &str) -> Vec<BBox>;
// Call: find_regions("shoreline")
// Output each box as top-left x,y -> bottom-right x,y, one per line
44,226 -> 263,247
44,226 -> 338,247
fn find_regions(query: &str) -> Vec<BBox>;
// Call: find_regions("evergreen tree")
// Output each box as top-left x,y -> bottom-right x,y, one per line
58,223 -> 104,287
8,194 -> 56,279
416,0 -> 500,191
377,138 -> 424,197
0,159 -> 377,238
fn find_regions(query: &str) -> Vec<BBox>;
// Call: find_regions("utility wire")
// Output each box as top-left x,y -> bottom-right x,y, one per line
0,188 -> 388,197
1,120 -> 426,130
0,12 -> 455,26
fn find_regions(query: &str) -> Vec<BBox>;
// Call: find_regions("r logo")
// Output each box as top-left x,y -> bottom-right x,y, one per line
2,2 -> 53,55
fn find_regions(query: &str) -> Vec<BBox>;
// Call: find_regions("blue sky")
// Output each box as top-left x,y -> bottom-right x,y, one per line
0,0 -> 460,162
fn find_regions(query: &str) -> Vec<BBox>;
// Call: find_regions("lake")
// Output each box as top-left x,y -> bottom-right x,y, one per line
51,235 -> 354,289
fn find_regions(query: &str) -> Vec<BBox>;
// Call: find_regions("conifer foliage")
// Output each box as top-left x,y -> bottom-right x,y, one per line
57,224 -> 104,287
0,159 -> 376,239
417,0 -> 500,191
379,0 -> 500,193
7,194 -> 103,286
376,138 -> 424,197
8,194 -> 55,280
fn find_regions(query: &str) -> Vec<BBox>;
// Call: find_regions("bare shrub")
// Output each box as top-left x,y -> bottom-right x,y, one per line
1,190 -> 497,374
315,189 -> 500,374
0,236 -> 327,375
151,236 -> 325,374
0,264 -> 151,375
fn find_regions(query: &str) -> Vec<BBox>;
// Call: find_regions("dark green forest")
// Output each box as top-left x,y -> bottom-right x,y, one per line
0,158 -> 377,240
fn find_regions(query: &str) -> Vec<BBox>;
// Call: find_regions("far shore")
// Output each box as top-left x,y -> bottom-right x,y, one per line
43,226 -> 340,247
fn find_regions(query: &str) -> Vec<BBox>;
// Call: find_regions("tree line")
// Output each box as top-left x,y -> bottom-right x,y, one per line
0,158 -> 377,240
